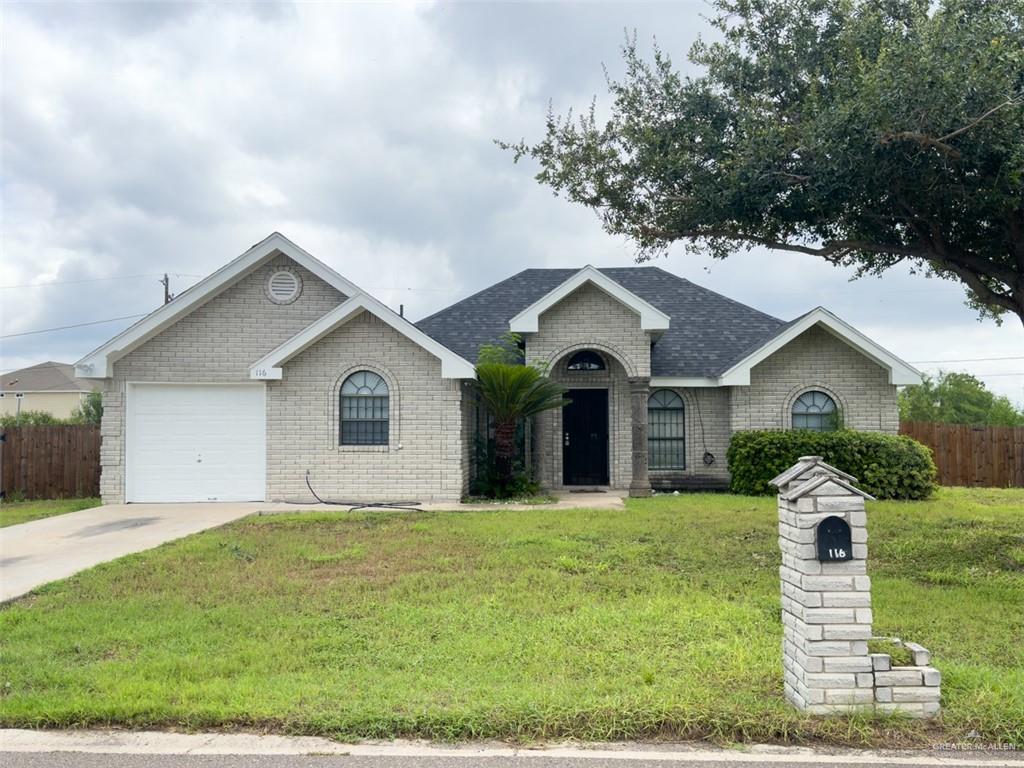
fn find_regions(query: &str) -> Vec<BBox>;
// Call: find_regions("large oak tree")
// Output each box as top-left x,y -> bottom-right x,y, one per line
507,0 -> 1024,325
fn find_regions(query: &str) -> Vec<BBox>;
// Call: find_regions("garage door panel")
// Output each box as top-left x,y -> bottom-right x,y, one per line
128,384 -> 266,503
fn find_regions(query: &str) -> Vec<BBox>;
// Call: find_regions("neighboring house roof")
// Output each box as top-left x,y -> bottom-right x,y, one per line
75,232 -> 475,380
2,362 -> 92,393
417,267 -> 921,386
251,294 -> 476,380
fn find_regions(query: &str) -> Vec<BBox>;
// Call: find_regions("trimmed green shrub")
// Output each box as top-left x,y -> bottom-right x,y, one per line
726,430 -> 937,500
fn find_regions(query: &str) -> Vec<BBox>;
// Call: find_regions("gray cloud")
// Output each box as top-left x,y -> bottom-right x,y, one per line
2,1 -> 1021,400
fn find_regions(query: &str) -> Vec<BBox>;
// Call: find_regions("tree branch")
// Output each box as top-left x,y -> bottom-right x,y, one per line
880,96 -> 1022,159
938,260 -> 1020,316
640,223 -> 1024,325
880,132 -> 961,159
936,97 -> 1022,143
639,226 -> 928,261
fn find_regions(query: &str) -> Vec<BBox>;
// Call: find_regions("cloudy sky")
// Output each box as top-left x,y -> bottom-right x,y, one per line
2,1 -> 1022,402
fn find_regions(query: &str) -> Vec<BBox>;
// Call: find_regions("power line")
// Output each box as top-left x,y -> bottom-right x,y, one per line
0,273 -> 203,290
910,355 -> 1024,364
1,314 -> 148,339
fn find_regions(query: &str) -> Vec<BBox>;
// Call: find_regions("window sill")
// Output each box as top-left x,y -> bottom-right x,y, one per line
337,444 -> 391,453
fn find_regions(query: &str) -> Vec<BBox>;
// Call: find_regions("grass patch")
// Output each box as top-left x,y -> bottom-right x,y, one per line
0,497 -> 100,528
0,487 -> 1021,746
867,639 -> 913,667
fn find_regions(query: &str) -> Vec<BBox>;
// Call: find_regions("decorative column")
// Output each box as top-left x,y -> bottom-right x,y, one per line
770,456 -> 941,718
627,377 -> 652,497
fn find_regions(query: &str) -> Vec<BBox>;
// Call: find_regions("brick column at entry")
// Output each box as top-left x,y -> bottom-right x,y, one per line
628,377 -> 652,497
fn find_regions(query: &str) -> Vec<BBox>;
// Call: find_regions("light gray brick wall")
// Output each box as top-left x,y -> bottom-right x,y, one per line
266,310 -> 466,503
524,282 -> 651,377
100,255 -> 346,503
730,326 -> 899,434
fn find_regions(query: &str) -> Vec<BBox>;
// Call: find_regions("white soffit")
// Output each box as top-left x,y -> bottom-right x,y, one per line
508,265 -> 670,333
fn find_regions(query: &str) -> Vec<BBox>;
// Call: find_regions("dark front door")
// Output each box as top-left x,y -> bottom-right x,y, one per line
562,388 -> 609,485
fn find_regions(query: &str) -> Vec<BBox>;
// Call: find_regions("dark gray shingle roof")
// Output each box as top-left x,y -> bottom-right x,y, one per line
416,267 -> 787,378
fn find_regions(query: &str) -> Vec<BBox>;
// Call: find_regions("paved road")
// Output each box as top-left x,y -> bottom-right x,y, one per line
3,731 -> 1021,768
5,753 -> 1023,768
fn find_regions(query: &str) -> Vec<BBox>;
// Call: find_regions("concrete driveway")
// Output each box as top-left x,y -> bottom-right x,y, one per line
0,503 -> 265,602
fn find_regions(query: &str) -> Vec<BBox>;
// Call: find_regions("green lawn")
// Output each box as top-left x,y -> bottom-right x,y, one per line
0,488 -> 1021,747
0,497 -> 100,528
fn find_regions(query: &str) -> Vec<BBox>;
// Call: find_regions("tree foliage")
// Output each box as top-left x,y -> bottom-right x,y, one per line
899,371 -> 1024,426
477,332 -> 525,366
507,0 -> 1024,324
69,390 -> 103,425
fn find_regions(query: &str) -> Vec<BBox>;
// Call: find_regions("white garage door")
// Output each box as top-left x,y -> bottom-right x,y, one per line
127,384 -> 266,503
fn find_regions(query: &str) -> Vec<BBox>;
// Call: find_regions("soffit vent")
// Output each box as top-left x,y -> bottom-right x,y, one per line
266,268 -> 302,305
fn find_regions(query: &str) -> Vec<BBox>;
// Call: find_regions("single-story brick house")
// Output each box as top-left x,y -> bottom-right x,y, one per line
76,233 -> 921,504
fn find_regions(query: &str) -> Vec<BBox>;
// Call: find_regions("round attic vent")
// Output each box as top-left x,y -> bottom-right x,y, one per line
266,268 -> 302,304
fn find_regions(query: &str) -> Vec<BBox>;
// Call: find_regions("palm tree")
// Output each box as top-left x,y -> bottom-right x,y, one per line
475,363 -> 570,493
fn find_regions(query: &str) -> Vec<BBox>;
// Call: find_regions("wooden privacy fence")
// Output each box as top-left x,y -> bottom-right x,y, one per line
0,425 -> 101,500
900,421 -> 1024,488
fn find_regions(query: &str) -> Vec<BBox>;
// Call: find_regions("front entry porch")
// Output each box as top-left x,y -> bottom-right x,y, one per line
533,348 -> 652,497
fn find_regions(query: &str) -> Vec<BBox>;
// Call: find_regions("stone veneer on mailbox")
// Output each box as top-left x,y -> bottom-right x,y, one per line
771,456 -> 941,717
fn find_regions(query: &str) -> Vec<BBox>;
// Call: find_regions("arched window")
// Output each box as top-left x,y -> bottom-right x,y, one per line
340,371 -> 389,445
792,390 -> 838,431
648,389 -> 685,470
566,350 -> 605,371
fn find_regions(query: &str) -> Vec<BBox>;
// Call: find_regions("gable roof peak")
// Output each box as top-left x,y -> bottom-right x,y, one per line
75,232 -> 363,379
508,264 -> 671,333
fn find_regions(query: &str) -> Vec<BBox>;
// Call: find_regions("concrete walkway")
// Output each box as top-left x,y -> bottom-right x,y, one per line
0,490 -> 626,602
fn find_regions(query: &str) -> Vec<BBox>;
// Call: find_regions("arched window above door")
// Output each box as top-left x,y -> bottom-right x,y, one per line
566,350 -> 605,371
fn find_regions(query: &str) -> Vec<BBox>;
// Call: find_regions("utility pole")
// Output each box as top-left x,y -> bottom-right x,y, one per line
160,274 -> 174,304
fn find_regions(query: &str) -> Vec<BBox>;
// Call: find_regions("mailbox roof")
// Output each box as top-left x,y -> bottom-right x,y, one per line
769,455 -> 858,489
780,474 -> 876,501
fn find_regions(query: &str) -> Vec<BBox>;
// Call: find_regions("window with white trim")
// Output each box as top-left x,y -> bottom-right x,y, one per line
648,389 -> 685,470
339,371 -> 389,445
792,390 -> 838,431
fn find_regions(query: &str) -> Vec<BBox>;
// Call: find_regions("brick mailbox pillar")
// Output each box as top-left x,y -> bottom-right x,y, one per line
770,456 -> 941,717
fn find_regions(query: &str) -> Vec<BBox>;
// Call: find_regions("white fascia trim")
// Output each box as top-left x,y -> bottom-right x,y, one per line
74,232 -> 364,379
508,265 -> 670,333
250,294 -> 477,380
717,307 -> 923,387
649,377 -> 720,388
